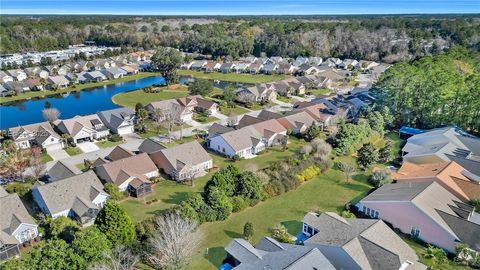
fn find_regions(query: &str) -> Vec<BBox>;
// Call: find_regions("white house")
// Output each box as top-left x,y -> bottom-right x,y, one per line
31,171 -> 109,226
55,114 -> 110,143
97,107 -> 136,135
8,121 -> 64,152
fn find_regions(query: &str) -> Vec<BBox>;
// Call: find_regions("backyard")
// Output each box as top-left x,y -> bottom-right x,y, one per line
111,85 -> 189,108
178,70 -> 287,84
0,72 -> 161,104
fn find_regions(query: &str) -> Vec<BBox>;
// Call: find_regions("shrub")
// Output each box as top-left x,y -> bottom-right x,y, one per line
108,134 -> 123,142
296,166 -> 320,182
243,222 -> 254,241
357,142 -> 379,169
341,210 -> 356,218
104,183 -> 125,201
232,154 -> 241,161
269,224 -> 293,244
231,196 -> 248,213
368,170 -> 392,188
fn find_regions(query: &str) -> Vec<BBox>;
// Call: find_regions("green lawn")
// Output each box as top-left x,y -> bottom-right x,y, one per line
277,95 -> 293,103
40,152 -> 53,163
75,162 -> 92,172
95,139 -> 125,149
219,104 -> 249,115
193,113 -> 218,123
112,85 -> 189,108
307,88 -> 331,96
65,146 -> 82,156
179,70 -> 287,84
188,156 -> 373,269
0,72 -> 160,104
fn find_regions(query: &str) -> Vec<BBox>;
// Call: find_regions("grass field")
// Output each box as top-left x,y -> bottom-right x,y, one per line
112,85 -> 189,108
0,72 -> 161,104
65,146 -> 82,156
95,139 -> 125,149
193,113 -> 218,123
188,156 -> 373,269
218,104 -> 249,115
40,152 -> 53,163
179,70 -> 287,84
307,88 -> 331,96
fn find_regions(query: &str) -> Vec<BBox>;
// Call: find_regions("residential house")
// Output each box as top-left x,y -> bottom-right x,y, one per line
93,151 -> 158,197
55,114 -> 110,143
207,123 -> 235,142
224,237 -> 335,270
302,212 -> 425,270
47,161 -> 81,182
101,67 -> 127,80
8,121 -> 64,151
91,59 -> 110,70
338,59 -> 359,70
236,84 -> 277,103
4,81 -> 30,95
278,63 -> 295,74
256,109 -> 282,120
145,99 -> 193,122
219,63 -> 235,73
261,62 -> 278,74
247,63 -> 263,74
293,100 -> 346,130
233,62 -> 250,73
293,56 -> 309,67
120,65 -> 139,75
0,84 -> 13,97
297,64 -> 320,75
269,81 -> 290,96
32,171 -> 109,226
282,78 -> 306,95
24,67 -> 49,79
308,57 -> 323,66
24,79 -> 45,91
0,189 -> 39,261
357,181 -> 480,253
393,161 -> 480,202
277,111 -> 317,135
97,107 -> 136,135
137,138 -> 166,154
209,119 -> 287,158
47,75 -> 70,89
84,71 -> 107,82
6,69 -> 27,81
71,61 -> 89,73
236,115 -> 264,129
201,61 -> 221,73
402,127 -> 480,177
176,95 -> 219,115
149,141 -> 212,181
190,61 -> 207,71
0,71 -> 14,83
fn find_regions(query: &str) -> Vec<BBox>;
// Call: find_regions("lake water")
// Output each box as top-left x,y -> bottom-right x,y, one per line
0,75 -> 249,130
0,76 -> 166,129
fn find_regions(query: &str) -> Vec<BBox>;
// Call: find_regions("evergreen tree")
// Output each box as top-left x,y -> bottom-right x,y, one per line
95,201 -> 136,246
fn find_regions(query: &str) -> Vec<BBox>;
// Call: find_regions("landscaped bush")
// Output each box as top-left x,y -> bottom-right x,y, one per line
231,196 -> 248,213
269,224 -> 293,244
296,166 -> 320,182
104,183 -> 126,201
108,134 -> 123,142
368,170 -> 392,188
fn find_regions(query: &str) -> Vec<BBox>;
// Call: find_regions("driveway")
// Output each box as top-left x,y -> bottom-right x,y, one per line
77,141 -> 100,153
212,111 -> 228,120
49,149 -> 70,161
185,119 -> 203,127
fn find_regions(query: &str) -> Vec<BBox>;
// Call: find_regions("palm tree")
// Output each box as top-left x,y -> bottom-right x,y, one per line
423,245 -> 448,269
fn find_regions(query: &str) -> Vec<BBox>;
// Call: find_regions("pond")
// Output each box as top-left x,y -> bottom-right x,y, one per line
0,76 -> 166,129
0,75 -> 251,130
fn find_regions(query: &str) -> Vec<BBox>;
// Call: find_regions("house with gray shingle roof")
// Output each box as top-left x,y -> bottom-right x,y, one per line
149,140 -> 212,181
0,190 -> 39,261
402,127 -> 480,178
224,236 -> 335,270
47,161 -> 81,182
101,67 -> 127,80
138,138 -> 166,154
8,121 -> 64,151
32,171 -> 109,226
302,212 -> 425,270
97,107 -> 136,135
84,70 -> 107,82
358,181 -> 480,253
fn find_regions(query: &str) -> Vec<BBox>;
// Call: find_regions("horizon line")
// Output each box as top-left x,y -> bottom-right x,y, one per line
2,12 -> 480,16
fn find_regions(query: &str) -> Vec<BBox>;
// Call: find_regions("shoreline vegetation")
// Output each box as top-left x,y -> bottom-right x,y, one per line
0,72 -> 161,105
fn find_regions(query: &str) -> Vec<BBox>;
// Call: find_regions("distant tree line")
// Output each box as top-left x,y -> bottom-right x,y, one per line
1,15 -> 479,62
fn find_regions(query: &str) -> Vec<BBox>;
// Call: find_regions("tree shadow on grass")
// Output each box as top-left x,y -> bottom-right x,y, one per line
204,246 -> 227,268
162,191 -> 193,204
224,230 -> 243,239
281,220 -> 302,236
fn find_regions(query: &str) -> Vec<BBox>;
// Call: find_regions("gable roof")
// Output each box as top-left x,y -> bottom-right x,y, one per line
149,141 -> 211,172
98,107 -> 135,129
105,146 -> 135,161
48,161 -> 81,181
138,138 -> 166,154
0,193 -> 36,244
94,153 -> 158,186
226,237 -> 335,270
361,181 -> 480,246
237,115 -> 264,129
55,114 -> 107,137
277,111 -> 316,131
207,123 -> 235,139
303,212 -> 421,270
34,171 -> 107,215
257,109 -> 282,120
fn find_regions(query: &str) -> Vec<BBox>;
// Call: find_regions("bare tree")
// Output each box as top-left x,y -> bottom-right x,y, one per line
149,211 -> 201,270
42,108 -> 61,122
237,91 -> 255,106
151,108 -> 165,135
30,147 -> 46,179
89,246 -> 138,270
311,139 -> 332,161
338,162 -> 356,183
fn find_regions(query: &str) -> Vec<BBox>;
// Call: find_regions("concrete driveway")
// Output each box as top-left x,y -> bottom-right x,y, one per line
49,149 -> 70,161
77,141 -> 100,153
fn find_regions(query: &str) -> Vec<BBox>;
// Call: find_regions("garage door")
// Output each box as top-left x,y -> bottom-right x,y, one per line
117,126 -> 134,135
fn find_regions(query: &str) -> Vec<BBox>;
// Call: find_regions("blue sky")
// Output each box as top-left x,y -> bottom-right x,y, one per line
2,0 -> 479,15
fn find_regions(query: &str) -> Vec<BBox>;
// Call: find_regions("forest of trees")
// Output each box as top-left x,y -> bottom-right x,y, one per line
1,15 -> 479,62
372,46 -> 480,135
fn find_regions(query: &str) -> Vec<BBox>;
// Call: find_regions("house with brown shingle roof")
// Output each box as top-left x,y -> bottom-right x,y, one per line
54,114 -> 110,143
149,141 -> 212,181
93,149 -> 159,197
393,161 -> 480,202
277,111 -> 317,135
8,121 -> 64,151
